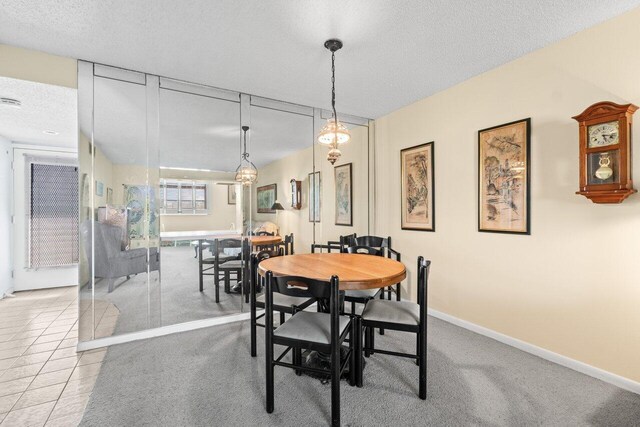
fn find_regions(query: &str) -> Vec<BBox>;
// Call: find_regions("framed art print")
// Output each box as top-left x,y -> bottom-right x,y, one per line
227,185 -> 237,205
334,163 -> 352,226
308,171 -> 321,222
478,118 -> 531,234
401,142 -> 435,231
257,184 -> 277,213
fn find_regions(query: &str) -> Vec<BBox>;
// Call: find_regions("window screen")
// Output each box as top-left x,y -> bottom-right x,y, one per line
29,163 -> 79,268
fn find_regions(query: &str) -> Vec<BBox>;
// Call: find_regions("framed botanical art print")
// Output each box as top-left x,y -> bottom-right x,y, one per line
401,142 -> 435,231
308,171 -> 321,222
334,163 -> 352,226
227,185 -> 237,205
257,184 -> 277,213
106,187 -> 113,205
478,118 -> 531,234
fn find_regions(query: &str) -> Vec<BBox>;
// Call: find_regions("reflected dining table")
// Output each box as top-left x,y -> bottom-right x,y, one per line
257,253 -> 406,382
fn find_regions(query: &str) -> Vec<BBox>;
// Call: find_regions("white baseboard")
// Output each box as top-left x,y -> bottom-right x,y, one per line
77,311 -> 251,352
428,308 -> 640,395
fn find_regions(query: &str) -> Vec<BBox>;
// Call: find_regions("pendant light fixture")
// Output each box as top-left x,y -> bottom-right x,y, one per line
317,39 -> 350,164
235,125 -> 258,185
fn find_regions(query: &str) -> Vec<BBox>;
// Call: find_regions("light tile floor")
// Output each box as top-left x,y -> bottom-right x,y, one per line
0,287 -> 108,427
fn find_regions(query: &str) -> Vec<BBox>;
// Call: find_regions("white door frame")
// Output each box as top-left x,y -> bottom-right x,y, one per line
12,145 -> 78,291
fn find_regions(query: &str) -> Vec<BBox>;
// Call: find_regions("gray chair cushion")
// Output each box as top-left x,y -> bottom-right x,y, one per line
361,300 -> 420,325
345,288 -> 379,299
257,294 -> 313,309
274,312 -> 350,344
219,260 -> 244,269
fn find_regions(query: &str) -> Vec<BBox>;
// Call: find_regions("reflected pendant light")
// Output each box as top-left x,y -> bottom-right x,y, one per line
317,39 -> 350,164
235,125 -> 258,185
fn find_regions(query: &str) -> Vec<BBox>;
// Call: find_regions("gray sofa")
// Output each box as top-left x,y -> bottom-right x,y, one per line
81,220 -> 159,292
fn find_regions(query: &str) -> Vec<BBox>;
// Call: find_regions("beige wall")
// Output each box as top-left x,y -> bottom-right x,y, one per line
0,44 -> 77,88
374,9 -> 640,383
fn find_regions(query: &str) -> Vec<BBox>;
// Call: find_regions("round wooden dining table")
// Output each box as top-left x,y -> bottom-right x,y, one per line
257,253 -> 406,290
248,235 -> 282,248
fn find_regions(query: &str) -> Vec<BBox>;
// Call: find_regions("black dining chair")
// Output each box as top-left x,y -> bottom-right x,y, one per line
338,233 -> 357,253
359,256 -> 430,398
277,233 -> 294,255
257,230 -> 275,236
204,238 -> 245,301
198,238 -> 240,297
265,272 -> 356,427
250,249 -> 314,357
343,245 -> 383,315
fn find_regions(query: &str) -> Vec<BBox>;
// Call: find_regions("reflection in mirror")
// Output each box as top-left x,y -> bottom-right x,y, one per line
79,69 -> 161,339
249,103 -> 315,253
314,119 -> 370,246
157,85 -> 244,325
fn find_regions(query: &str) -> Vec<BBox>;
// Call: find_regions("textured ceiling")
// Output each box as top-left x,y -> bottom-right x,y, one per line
0,77 -> 76,147
1,1 -> 639,118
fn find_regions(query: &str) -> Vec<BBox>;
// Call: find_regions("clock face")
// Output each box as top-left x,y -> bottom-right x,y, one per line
588,121 -> 619,148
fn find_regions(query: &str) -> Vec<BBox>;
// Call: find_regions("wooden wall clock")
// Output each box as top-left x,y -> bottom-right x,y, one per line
572,101 -> 638,203
290,179 -> 301,210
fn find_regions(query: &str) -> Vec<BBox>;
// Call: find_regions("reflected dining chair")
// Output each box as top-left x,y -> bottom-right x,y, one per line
277,233 -> 294,255
249,249 -> 314,357
343,245 -> 383,314
264,272 -> 356,427
359,256 -> 430,398
199,238 -> 243,301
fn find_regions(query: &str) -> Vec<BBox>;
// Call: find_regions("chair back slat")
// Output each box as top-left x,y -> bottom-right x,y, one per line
339,234 -> 357,253
353,235 -> 391,250
271,274 -> 335,300
345,245 -> 383,256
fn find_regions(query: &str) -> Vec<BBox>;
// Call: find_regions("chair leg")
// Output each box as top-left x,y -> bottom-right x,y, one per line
215,280 -> 220,303
279,312 -> 286,325
379,292 -> 385,335
364,326 -> 370,358
331,338 -> 341,427
419,325 -> 427,400
266,344 -> 274,414
356,317 -> 363,387
250,311 -> 257,358
349,319 -> 356,387
370,326 -> 375,354
294,347 -> 302,376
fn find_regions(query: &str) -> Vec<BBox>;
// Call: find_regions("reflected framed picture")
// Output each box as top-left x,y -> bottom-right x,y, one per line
95,181 -> 104,197
227,185 -> 237,205
106,187 -> 113,204
478,118 -> 531,234
401,142 -> 435,231
257,184 -> 277,213
334,163 -> 352,226
308,171 -> 321,222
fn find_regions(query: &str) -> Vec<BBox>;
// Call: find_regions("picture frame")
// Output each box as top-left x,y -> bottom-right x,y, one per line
106,187 -> 113,205
401,142 -> 435,231
334,163 -> 353,226
227,185 -> 237,205
257,184 -> 277,213
308,171 -> 321,222
478,118 -> 531,234
95,180 -> 104,197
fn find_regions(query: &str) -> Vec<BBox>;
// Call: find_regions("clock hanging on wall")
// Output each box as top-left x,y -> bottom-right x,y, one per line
572,101 -> 638,203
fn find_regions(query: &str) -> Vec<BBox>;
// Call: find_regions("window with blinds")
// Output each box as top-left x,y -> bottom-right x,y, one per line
159,180 -> 207,214
29,163 -> 79,268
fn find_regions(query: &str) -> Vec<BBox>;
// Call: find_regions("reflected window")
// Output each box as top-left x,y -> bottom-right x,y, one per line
160,179 -> 208,214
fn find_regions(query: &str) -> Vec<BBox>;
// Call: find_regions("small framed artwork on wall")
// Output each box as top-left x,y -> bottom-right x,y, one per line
334,163 -> 352,226
401,142 -> 435,231
95,181 -> 104,197
478,118 -> 531,234
257,184 -> 277,213
106,187 -> 113,204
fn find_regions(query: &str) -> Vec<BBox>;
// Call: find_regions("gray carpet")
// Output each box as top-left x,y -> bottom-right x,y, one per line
79,316 -> 640,426
90,246 -> 245,334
